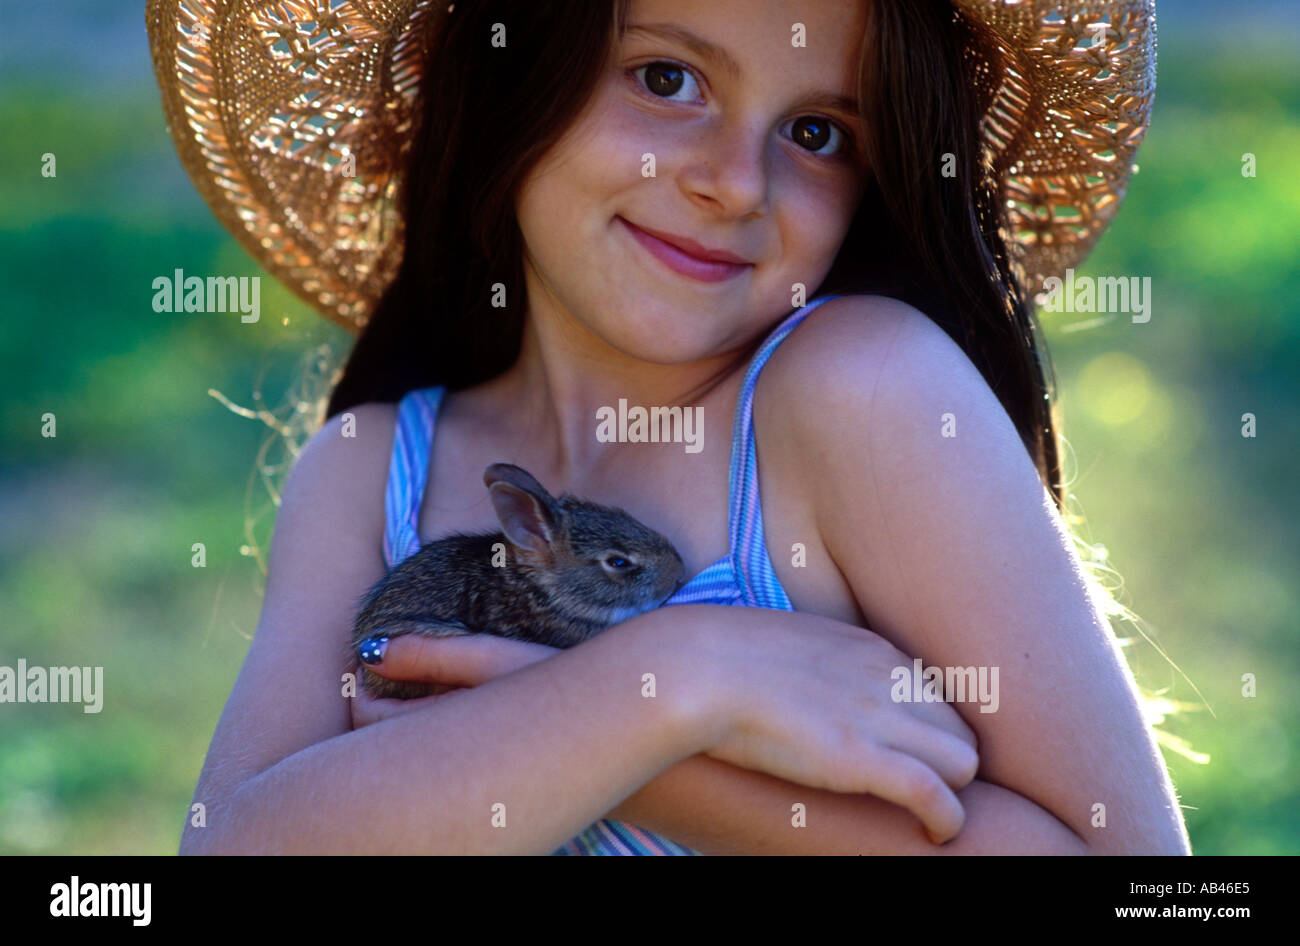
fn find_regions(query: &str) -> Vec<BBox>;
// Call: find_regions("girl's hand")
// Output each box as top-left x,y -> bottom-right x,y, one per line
350,633 -> 561,730
660,605 -> 981,843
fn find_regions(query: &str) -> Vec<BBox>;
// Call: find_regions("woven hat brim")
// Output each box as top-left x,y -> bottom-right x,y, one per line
955,0 -> 1156,296
146,0 -> 444,330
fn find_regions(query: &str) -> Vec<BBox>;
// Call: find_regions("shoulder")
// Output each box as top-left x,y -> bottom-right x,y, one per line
274,400 -> 401,573
288,400 -> 399,508
755,294 -> 1020,471
757,293 -> 988,412
753,294 -> 1048,585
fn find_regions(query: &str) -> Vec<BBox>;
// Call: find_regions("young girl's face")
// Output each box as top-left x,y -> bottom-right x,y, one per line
515,0 -> 869,366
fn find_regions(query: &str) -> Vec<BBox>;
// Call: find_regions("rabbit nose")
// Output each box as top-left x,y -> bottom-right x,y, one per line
662,560 -> 686,595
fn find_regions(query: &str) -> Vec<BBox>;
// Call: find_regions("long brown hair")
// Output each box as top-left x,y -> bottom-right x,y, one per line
326,0 -> 1064,507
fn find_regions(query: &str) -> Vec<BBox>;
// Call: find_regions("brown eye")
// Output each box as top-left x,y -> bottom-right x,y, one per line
789,116 -> 846,156
634,61 -> 699,101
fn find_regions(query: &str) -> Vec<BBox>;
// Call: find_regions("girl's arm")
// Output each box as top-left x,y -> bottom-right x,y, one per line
181,405 -> 711,854
349,610 -> 1088,853
184,400 -> 968,853
616,295 -> 1190,855
609,755 -> 1089,854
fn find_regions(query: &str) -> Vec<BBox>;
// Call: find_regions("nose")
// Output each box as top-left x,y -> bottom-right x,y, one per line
679,117 -> 769,219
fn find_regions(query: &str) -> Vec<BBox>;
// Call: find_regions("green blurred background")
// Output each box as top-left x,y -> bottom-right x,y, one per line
1,2 -> 1296,854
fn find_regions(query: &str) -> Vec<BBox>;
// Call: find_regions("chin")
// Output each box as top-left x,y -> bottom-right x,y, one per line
589,301 -> 728,365
605,327 -> 718,366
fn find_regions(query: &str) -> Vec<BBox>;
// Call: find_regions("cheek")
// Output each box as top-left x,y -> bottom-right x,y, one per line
515,97 -> 649,266
775,169 -> 860,266
521,83 -> 646,206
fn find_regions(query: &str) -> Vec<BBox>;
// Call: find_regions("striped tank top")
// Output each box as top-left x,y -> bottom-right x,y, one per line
381,294 -> 842,854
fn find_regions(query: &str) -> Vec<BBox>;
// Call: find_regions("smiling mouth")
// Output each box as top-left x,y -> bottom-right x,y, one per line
616,216 -> 753,284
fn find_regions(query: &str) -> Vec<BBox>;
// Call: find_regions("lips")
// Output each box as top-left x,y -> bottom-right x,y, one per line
617,216 -> 753,284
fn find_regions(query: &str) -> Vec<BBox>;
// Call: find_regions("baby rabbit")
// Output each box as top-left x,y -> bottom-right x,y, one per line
350,462 -> 686,700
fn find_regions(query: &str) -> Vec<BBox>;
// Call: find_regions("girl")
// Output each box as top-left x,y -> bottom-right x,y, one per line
151,0 -> 1191,854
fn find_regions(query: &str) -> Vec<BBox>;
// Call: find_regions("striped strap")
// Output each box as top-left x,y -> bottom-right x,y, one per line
727,295 -> 841,608
381,386 -> 447,568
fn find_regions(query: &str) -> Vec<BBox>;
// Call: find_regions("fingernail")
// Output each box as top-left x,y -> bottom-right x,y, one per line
358,636 -> 389,665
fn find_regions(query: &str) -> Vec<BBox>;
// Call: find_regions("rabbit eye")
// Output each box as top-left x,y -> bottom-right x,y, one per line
602,553 -> 636,573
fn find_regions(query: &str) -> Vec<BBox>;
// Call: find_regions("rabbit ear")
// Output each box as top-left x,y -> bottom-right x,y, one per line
485,464 -> 559,557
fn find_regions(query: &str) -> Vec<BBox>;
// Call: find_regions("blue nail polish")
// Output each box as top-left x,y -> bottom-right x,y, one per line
358,636 -> 389,665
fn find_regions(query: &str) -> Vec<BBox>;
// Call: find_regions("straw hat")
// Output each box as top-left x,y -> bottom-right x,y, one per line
146,0 -> 1156,331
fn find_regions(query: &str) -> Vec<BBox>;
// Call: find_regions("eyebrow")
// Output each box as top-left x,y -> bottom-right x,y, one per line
624,22 -> 861,118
